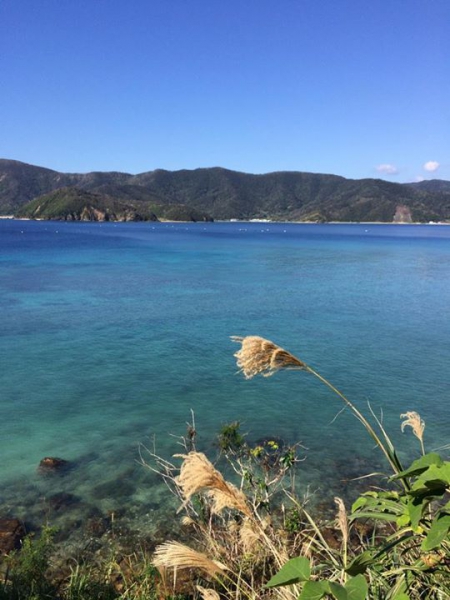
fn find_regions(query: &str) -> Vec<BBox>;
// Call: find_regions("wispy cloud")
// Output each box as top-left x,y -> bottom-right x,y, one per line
376,164 -> 399,175
423,160 -> 440,172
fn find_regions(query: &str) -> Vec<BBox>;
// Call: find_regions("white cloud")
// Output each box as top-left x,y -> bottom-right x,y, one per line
376,163 -> 399,175
423,160 -> 440,172
414,176 -> 424,182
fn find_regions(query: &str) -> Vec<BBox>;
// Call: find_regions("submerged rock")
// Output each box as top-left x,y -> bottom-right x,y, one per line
0,518 -> 26,555
37,457 -> 69,475
47,492 -> 80,512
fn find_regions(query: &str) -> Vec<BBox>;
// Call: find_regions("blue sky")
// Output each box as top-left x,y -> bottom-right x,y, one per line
1,0 -> 449,181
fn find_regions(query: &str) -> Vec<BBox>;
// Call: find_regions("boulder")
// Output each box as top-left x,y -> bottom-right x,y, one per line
0,518 -> 25,555
37,457 -> 69,474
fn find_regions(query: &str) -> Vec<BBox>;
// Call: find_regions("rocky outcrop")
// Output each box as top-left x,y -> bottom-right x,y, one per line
0,518 -> 25,555
393,204 -> 413,223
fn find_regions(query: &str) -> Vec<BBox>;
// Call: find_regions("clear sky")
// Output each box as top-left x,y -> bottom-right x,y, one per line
1,0 -> 449,182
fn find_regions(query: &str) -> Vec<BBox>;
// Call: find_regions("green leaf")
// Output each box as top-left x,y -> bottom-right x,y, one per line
351,496 -> 368,512
386,575 -> 409,600
407,498 -> 425,530
396,513 -> 410,528
329,582 -> 348,600
351,495 -> 407,522
415,462 -> 450,486
299,580 -> 329,600
349,511 -> 398,522
409,463 -> 450,497
265,556 -> 311,588
345,575 -> 369,600
346,551 -> 375,576
392,453 -> 443,480
421,514 -> 450,551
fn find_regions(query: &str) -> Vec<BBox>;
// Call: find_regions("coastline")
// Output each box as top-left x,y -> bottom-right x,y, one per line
2,215 -> 449,225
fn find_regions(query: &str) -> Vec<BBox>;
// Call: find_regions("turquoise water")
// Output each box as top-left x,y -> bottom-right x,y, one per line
0,220 -> 449,537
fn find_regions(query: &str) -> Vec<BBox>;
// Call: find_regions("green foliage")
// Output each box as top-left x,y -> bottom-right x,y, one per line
264,450 -> 450,599
218,421 -> 246,453
265,556 -> 311,587
15,187 -> 213,223
347,451 -> 450,597
64,567 -> 117,600
265,556 -> 368,600
0,527 -> 57,600
284,507 -> 303,534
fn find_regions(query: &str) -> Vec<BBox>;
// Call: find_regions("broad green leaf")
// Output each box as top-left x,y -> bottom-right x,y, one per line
299,580 -> 329,600
345,575 -> 369,600
392,453 -> 443,480
407,498 -> 425,530
409,464 -> 450,497
265,556 -> 311,588
416,462 -> 450,486
329,581 -> 348,600
421,514 -> 450,551
346,551 -> 375,576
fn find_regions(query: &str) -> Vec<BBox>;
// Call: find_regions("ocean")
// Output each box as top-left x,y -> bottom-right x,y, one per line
0,219 -> 449,542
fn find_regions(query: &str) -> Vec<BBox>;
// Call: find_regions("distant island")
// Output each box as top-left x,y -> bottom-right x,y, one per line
1,159 -> 450,223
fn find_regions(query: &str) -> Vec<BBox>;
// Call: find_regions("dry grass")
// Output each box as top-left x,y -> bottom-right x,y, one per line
196,585 -> 221,600
175,451 -> 252,517
231,336 -> 307,379
150,448 -> 305,599
401,411 -> 425,454
153,541 -> 228,576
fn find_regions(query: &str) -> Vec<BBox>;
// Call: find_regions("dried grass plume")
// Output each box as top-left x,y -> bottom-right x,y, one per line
334,497 -> 349,549
175,452 -> 251,517
153,541 -> 228,577
400,411 -> 425,441
401,411 -> 425,453
231,335 -> 307,379
196,585 -> 221,600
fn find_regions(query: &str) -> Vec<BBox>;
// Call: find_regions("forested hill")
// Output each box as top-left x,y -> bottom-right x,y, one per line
1,159 -> 450,222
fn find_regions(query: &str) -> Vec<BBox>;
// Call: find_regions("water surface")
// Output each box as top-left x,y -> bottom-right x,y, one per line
0,220 -> 448,538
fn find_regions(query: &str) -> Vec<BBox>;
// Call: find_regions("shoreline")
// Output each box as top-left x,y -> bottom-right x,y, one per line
1,216 -> 449,225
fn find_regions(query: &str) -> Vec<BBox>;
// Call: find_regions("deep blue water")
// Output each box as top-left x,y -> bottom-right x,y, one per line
0,220 -> 449,536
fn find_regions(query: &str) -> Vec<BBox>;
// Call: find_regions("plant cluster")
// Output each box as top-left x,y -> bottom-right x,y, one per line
148,336 -> 450,599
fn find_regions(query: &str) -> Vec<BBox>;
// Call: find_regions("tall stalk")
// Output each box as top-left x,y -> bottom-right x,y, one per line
232,336 -> 409,489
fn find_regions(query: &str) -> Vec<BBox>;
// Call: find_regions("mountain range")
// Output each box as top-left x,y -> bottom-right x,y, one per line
1,159 -> 450,223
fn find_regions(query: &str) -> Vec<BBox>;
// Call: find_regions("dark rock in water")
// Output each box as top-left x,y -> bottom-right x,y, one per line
84,516 -> 111,538
47,492 -> 80,512
37,457 -> 69,475
0,518 -> 26,555
91,478 -> 135,500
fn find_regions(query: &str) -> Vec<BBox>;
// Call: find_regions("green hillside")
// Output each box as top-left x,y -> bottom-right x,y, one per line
2,159 -> 450,222
16,188 -> 213,222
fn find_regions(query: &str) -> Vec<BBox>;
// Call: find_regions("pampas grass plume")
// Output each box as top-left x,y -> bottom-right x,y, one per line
175,451 -> 251,517
153,541 -> 228,576
231,336 -> 307,379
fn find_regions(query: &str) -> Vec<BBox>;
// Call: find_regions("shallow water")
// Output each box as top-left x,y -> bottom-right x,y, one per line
0,220 -> 449,539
